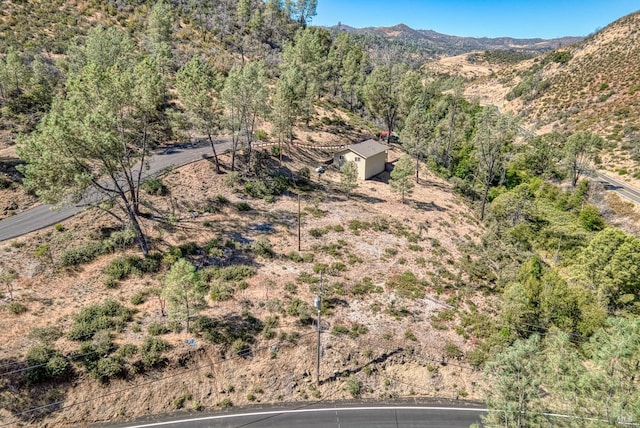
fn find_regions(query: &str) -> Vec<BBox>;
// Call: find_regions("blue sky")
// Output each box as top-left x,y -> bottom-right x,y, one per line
313,1 -> 640,39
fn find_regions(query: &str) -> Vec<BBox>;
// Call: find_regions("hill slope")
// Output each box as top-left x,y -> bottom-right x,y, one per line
466,11 -> 640,141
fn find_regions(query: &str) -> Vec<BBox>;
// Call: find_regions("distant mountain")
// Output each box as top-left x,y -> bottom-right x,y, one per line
327,23 -> 583,55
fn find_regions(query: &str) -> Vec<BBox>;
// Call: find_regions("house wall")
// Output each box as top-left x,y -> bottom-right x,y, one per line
363,151 -> 387,179
334,149 -> 387,180
334,150 -> 366,179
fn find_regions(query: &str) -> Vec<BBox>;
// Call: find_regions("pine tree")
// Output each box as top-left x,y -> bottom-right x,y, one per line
163,259 -> 204,332
389,155 -> 415,204
340,161 -> 359,199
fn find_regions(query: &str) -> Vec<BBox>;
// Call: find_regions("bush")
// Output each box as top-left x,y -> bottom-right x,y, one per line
202,264 -> 255,282
346,376 -> 363,398
103,256 -> 142,281
147,322 -> 170,336
443,342 -> 463,359
404,330 -> 417,341
140,336 -> 169,368
252,236 -> 274,258
25,345 -> 69,383
224,171 -> 240,187
270,145 -> 281,157
8,302 -> 27,315
579,205 -> 605,231
236,202 -> 251,212
210,282 -> 235,301
28,326 -> 63,344
67,300 -> 133,341
141,177 -> 168,196
61,242 -> 104,266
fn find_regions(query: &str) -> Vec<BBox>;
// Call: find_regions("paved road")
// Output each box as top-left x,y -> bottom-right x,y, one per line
0,141 -> 228,242
594,171 -> 640,205
102,401 -> 486,428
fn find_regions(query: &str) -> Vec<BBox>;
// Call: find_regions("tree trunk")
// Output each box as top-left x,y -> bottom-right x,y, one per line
207,132 -> 221,173
124,201 -> 149,256
415,157 -> 419,183
480,183 -> 490,220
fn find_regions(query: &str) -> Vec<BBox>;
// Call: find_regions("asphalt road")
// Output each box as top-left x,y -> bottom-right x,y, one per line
594,171 -> 640,205
102,401 -> 487,428
0,141 -> 229,242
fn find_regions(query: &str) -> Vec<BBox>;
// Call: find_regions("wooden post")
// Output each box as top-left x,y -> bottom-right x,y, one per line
297,193 -> 301,251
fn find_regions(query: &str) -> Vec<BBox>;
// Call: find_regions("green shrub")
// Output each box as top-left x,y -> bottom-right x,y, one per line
443,342 -> 463,359
68,300 -> 133,341
147,322 -> 170,336
287,298 -> 313,325
28,326 -> 63,344
579,205 -> 605,231
346,376 -> 363,398
349,323 -> 368,338
224,171 -> 240,187
141,336 -> 169,368
252,236 -> 274,258
25,345 -> 69,383
34,243 -> 51,259
386,271 -> 427,299
61,242 -> 105,266
210,282 -> 235,301
174,393 -> 191,409
256,130 -> 268,140
384,247 -> 398,256
271,145 -> 281,157
103,256 -> 142,281
202,265 -> 255,282
351,277 -> 382,296
288,251 -> 304,262
236,202 -> 251,212
142,177 -> 168,196
309,228 -> 328,238
130,293 -> 145,305
404,330 -> 417,341
8,302 -> 27,315
332,325 -> 350,335
92,355 -> 125,382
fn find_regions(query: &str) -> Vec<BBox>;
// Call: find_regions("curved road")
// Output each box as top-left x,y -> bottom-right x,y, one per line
3,149 -> 640,242
101,401 -> 486,428
0,141 -> 228,242
594,171 -> 640,205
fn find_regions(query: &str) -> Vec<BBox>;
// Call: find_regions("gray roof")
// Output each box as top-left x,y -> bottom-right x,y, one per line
346,139 -> 389,159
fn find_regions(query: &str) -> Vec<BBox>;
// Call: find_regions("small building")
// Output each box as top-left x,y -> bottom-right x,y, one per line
334,139 -> 389,180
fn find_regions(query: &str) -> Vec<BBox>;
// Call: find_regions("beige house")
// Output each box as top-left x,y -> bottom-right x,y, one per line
334,139 -> 389,180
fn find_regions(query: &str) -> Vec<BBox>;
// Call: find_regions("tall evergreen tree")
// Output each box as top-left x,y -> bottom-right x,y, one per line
176,56 -> 224,173
17,28 -> 165,255
389,155 -> 415,204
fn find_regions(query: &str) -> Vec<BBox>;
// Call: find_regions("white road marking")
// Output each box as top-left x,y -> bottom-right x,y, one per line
124,406 -> 487,427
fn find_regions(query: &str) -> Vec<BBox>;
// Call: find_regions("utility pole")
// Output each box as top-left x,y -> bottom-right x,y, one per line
297,193 -> 301,251
314,271 -> 323,386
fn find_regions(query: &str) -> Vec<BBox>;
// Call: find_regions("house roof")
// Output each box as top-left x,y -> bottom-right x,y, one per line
345,139 -> 389,159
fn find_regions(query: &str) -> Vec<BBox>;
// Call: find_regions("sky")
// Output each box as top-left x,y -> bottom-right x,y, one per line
312,1 -> 640,39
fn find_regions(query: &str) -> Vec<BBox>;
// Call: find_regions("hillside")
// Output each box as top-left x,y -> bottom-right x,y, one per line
2,1 -> 640,426
464,11 -> 640,175
0,148 -> 487,426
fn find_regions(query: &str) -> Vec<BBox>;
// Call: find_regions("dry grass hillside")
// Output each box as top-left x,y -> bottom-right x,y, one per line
463,10 -> 640,180
467,11 -> 640,135
0,146 -> 489,426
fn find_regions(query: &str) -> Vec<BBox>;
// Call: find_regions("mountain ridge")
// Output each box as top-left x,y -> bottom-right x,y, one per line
326,22 -> 583,54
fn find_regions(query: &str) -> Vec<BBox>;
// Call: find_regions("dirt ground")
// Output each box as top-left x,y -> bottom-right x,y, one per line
0,145 -> 488,426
